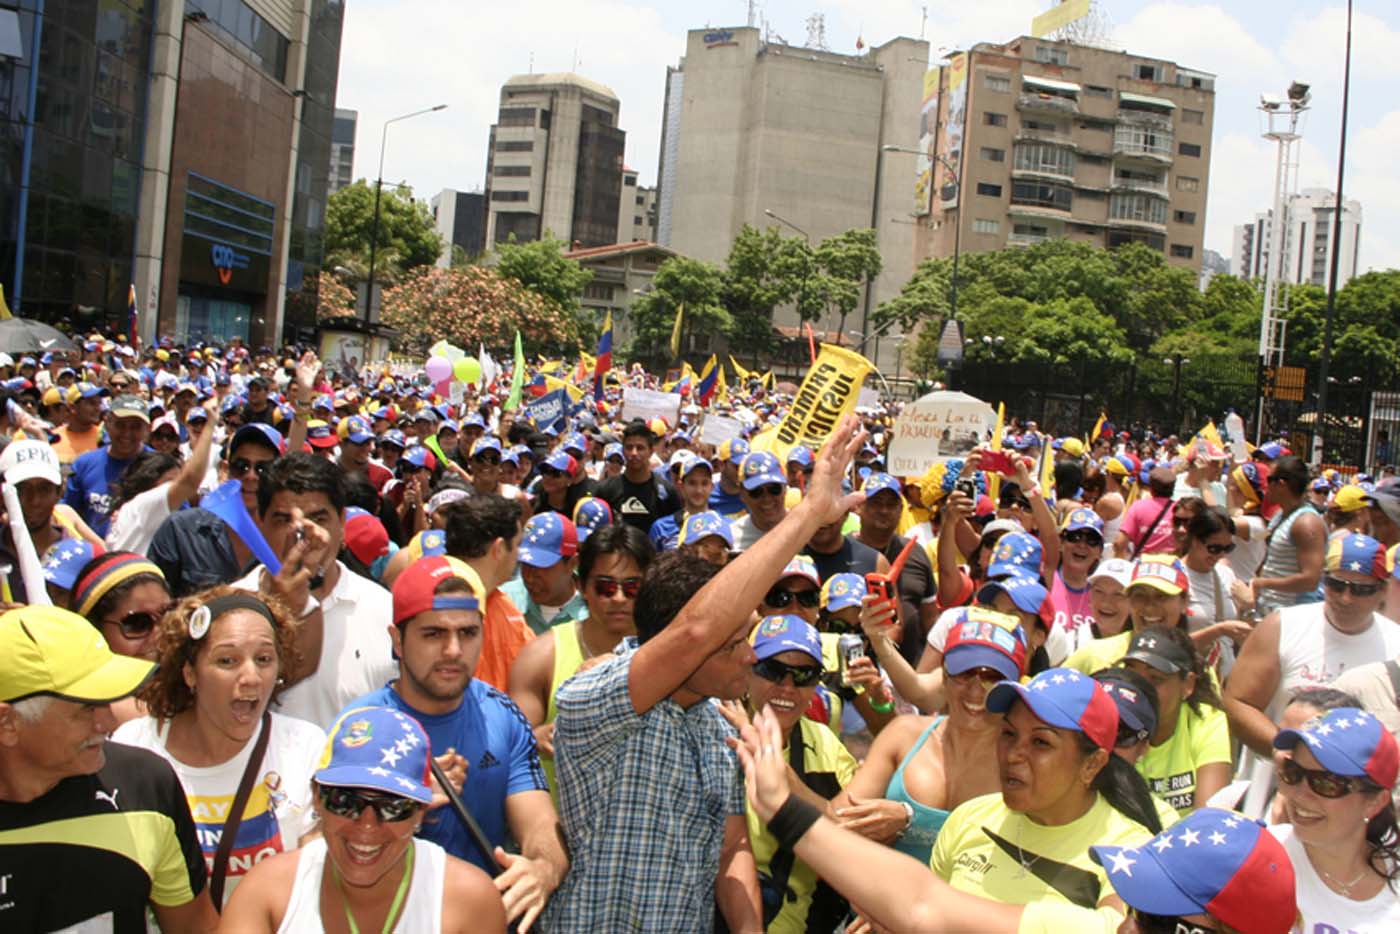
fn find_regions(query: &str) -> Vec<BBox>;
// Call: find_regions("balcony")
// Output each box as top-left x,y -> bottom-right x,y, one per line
1015,126 -> 1073,147
1112,138 -> 1173,165
1106,215 -> 1167,233
1018,92 -> 1079,116
1007,232 -> 1050,247
1012,166 -> 1075,185
1111,175 -> 1168,197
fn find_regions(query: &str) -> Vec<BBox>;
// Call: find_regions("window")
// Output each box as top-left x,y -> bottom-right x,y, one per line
972,219 -> 1000,234
1014,224 -> 1049,236
1135,63 -> 1164,81
1178,142 -> 1201,157
1114,123 -> 1172,157
1170,244 -> 1194,258
1011,181 -> 1073,211
634,215 -> 643,225
980,147 -> 1006,162
1176,175 -> 1200,192
636,194 -> 645,204
1022,118 -> 1060,132
1035,46 -> 1068,65
493,165 -> 531,177
1085,85 -> 1113,98
497,140 -> 533,152
1174,210 -> 1197,224
985,74 -> 1011,92
1109,193 -> 1167,225
1014,142 -> 1075,176
491,190 -> 529,202
976,182 -> 1003,197
984,112 -> 1008,127
1182,108 -> 1204,125
1107,229 -> 1165,251
498,107 -> 536,128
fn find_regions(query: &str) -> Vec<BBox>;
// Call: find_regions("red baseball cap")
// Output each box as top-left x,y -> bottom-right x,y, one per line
391,556 -> 483,626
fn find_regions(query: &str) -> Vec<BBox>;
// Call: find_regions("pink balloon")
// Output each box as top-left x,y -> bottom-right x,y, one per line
424,356 -> 452,382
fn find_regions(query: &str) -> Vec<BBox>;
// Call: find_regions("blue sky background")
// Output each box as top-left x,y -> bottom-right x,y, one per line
338,1 -> 1399,273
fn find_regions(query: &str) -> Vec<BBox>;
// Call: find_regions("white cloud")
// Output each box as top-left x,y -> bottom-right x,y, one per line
1112,3 -> 1281,79
1280,6 -> 1400,82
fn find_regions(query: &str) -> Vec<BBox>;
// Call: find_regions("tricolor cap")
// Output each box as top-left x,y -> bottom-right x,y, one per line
230,422 -> 287,456
306,419 -> 338,449
752,614 -> 823,666
985,531 -> 1043,580
785,445 -> 814,468
341,415 -> 374,444
379,429 -> 407,450
1324,532 -> 1387,579
943,606 -> 1028,682
862,472 -> 902,499
1311,477 -> 1334,493
0,605 -> 156,704
603,442 -> 624,462
1089,808 -> 1296,934
1128,555 -> 1190,596
316,706 -> 433,804
681,511 -> 733,548
518,513 -> 579,568
1094,670 -> 1158,739
470,436 -> 503,458
43,539 -> 99,591
1273,706 -> 1400,788
406,528 -> 448,561
391,555 -> 483,626
542,450 -> 576,474
987,667 -> 1120,752
571,497 -> 613,542
740,451 -> 785,491
775,554 -> 820,588
74,381 -> 109,400
977,573 -> 1051,628
820,573 -> 867,613
718,437 -> 750,465
1060,507 -> 1105,538
1257,441 -> 1289,460
402,446 -> 437,471
462,413 -> 487,430
562,432 -> 588,456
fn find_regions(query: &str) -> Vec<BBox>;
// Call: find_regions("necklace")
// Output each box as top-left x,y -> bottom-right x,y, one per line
1012,815 -> 1041,879
1319,863 -> 1369,897
577,621 -> 602,660
330,841 -> 415,934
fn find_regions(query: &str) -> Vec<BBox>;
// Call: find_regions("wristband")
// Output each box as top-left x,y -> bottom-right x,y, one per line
766,795 -> 822,850
896,800 -> 914,836
868,697 -> 895,714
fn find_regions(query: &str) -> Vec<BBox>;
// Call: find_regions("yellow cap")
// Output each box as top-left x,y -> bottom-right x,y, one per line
0,606 -> 155,704
1332,485 -> 1370,514
155,349 -> 170,361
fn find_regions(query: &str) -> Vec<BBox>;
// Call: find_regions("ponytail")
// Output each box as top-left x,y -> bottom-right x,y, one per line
1080,733 -> 1162,834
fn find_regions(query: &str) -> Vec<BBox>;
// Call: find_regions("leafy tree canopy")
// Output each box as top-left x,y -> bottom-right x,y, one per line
493,235 -> 593,317
625,256 -> 730,359
324,181 -> 444,280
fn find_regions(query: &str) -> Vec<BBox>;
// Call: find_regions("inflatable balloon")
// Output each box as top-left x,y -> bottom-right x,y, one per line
424,355 -> 452,382
454,357 -> 482,383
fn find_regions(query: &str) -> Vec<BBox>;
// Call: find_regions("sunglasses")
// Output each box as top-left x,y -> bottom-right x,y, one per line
753,658 -> 822,688
591,576 -> 642,599
1203,541 -> 1236,555
949,666 -> 1004,686
999,496 -> 1030,510
229,457 -> 271,478
1063,530 -> 1102,546
1323,576 -> 1383,598
104,604 -> 172,639
539,466 -> 565,479
764,587 -> 821,610
1129,908 -> 1217,934
1171,516 -> 1193,528
318,785 -> 421,823
473,454 -> 501,466
1278,757 -> 1370,798
748,484 -> 785,499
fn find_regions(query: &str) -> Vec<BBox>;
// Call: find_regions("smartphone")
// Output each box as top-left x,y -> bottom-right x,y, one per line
954,477 -> 979,500
978,449 -> 1020,476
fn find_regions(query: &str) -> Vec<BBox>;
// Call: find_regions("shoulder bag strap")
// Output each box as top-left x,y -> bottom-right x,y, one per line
1385,660 -> 1400,708
764,725 -> 806,905
1132,498 -> 1174,558
209,711 -> 273,911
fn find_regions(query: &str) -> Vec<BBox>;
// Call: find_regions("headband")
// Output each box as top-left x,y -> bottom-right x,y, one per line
73,552 -> 166,618
187,592 -> 280,642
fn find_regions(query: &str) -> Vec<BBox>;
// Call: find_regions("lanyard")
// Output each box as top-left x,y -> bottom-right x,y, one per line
331,841 -> 414,934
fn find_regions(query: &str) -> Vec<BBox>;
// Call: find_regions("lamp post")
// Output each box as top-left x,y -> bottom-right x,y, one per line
762,208 -> 809,242
881,144 -> 962,351
364,104 -> 448,319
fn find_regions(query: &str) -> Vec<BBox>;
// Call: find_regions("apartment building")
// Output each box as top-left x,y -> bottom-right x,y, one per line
1233,188 -> 1361,287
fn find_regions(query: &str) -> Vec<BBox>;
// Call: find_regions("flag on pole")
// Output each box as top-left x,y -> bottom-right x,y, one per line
505,331 -> 525,411
1089,410 -> 1106,446
594,311 -> 613,401
696,354 -> 719,406
479,343 -> 499,389
670,304 -> 684,359
0,284 -> 11,320
126,284 -> 139,344
716,362 -> 729,404
804,322 -> 817,364
988,402 -> 1006,503
730,355 -> 752,381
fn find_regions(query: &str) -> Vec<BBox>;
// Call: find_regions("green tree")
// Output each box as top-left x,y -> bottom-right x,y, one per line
625,256 -> 730,362
722,225 -> 815,353
493,235 -> 593,316
810,228 -> 882,337
1153,274 -> 1260,357
324,180 -> 444,280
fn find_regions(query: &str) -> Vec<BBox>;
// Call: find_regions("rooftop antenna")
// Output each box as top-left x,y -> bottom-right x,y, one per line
920,5 -> 927,40
804,12 -> 828,50
1050,1 -> 1114,48
747,0 -> 757,28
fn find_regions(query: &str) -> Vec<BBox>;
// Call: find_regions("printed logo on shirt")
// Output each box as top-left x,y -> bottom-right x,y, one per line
189,783 -> 286,878
1150,771 -> 1195,811
478,751 -> 501,770
619,496 -> 649,515
953,851 -> 993,878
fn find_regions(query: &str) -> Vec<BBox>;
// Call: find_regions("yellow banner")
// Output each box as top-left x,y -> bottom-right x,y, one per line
1031,0 -> 1090,38
989,401 -> 1006,502
769,344 -> 872,461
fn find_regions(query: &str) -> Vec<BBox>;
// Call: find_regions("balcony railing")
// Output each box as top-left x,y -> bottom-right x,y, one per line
1014,127 -> 1073,146
1112,139 -> 1173,163
1111,176 -> 1168,196
1007,232 -> 1050,247
1018,93 -> 1080,116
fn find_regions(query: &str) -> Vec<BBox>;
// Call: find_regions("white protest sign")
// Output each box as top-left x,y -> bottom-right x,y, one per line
622,387 -> 682,426
857,387 -> 881,410
699,414 -> 743,446
885,390 -> 997,477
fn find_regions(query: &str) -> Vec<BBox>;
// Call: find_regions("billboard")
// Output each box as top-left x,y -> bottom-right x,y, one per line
1032,0 -> 1091,38
915,67 -> 941,216
941,53 -> 968,211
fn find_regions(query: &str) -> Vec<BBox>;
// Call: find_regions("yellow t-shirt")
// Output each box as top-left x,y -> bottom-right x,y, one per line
1135,703 -> 1232,816
745,718 -> 857,934
1062,631 -> 1133,675
930,792 -> 1152,912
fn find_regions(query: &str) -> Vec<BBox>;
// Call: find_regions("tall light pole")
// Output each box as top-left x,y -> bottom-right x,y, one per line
762,208 -> 809,241
364,104 -> 448,319
1314,0 -> 1352,466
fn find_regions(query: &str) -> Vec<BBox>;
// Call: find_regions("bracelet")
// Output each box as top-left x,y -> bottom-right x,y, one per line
766,795 -> 822,850
868,697 -> 895,714
896,801 -> 914,837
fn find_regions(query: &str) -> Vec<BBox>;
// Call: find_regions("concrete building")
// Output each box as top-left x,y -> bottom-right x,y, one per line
564,240 -> 675,351
909,35 -> 1215,275
484,73 -> 626,249
431,189 -> 486,266
618,168 -> 656,243
329,107 -> 357,193
1199,248 -> 1229,291
0,0 -> 343,346
1233,188 -> 1361,287
656,27 -> 929,370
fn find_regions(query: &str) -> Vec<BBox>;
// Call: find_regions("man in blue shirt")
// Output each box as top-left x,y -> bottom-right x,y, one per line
62,394 -> 149,537
345,554 -> 567,931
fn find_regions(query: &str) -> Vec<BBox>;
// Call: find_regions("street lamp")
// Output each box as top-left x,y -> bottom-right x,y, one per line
762,208 -> 809,241
881,144 -> 963,350
364,104 -> 448,319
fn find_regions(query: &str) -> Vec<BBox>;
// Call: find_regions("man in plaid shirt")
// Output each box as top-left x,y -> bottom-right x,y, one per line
544,416 -> 869,932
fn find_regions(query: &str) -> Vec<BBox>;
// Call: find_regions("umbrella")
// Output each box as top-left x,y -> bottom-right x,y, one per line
0,318 -> 78,354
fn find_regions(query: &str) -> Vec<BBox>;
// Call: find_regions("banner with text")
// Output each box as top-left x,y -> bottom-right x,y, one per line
522,389 -> 568,431
886,390 -> 997,477
768,343 -> 873,461
622,387 -> 682,427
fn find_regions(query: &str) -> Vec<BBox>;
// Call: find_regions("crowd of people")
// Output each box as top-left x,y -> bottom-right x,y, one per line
1,334 -> 1399,933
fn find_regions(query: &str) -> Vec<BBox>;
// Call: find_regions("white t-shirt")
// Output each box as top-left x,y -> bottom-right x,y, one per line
1185,562 -> 1240,679
1228,514 -> 1268,583
106,483 -> 174,555
112,712 -> 325,899
233,562 -> 397,731
1267,823 -> 1400,934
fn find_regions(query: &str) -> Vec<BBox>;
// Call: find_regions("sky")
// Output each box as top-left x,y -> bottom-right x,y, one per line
336,1 -> 1400,274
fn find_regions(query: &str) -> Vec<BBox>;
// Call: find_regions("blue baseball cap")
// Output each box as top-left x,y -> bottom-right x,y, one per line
571,497 -> 613,542
518,513 -> 579,568
315,706 -> 433,804
985,531 -> 1043,580
1094,670 -> 1158,739
680,511 -> 733,548
862,472 -> 902,499
977,573 -> 1050,623
775,554 -> 820,588
718,438 -> 750,465
753,614 -> 823,666
542,450 -> 575,474
462,413 -> 487,430
471,436 -> 503,458
1274,706 -> 1399,787
402,446 -> 437,470
230,423 -> 286,456
1060,507 -> 1105,539
785,445 -> 814,468
379,429 -> 407,450
680,455 -> 713,479
74,382 -> 109,400
42,540 -> 98,591
561,432 -> 588,455
1325,532 -> 1388,579
342,416 -> 374,445
987,667 -> 1120,752
820,573 -> 867,613
740,452 -> 785,491
603,442 -> 624,462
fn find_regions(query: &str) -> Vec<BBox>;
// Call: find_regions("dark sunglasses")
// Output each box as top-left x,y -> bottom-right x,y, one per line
1129,908 -> 1217,934
591,576 -> 642,599
472,454 -> 501,466
1202,541 -> 1236,555
753,658 -> 822,688
1171,516 -> 1194,528
1278,757 -> 1370,798
949,666 -> 1004,686
999,496 -> 1030,510
104,604 -> 172,639
749,483 -> 785,499
539,466 -> 565,479
318,785 -> 421,823
229,457 -> 271,478
1063,530 -> 1102,546
764,587 -> 821,610
1323,576 -> 1383,598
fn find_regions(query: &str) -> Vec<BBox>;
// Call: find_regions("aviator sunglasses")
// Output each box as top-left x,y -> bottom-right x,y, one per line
1277,757 -> 1370,798
318,785 -> 421,822
752,658 -> 822,688
1323,576 -> 1383,598
591,576 -> 643,599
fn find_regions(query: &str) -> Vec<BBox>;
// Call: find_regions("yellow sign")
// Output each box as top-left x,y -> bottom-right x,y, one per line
770,344 -> 872,461
1031,0 -> 1090,38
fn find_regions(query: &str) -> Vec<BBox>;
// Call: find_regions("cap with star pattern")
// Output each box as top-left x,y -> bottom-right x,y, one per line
985,531 -> 1043,581
1089,808 -> 1295,933
1324,532 -> 1388,580
1273,706 -> 1399,787
518,513 -> 579,568
986,667 -> 1120,752
315,706 -> 433,804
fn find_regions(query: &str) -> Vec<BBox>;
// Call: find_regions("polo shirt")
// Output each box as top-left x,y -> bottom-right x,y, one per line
63,446 -> 136,538
499,577 -> 589,636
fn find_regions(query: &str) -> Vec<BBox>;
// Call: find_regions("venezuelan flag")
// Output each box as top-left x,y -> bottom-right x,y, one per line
594,311 -> 612,401
696,354 -> 719,406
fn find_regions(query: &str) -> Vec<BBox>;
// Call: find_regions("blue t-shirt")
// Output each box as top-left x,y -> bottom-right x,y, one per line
708,485 -> 746,519
648,512 -> 684,551
344,680 -> 548,872
62,447 -> 135,538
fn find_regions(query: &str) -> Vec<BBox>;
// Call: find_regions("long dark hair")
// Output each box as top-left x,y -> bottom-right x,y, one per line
110,451 -> 180,514
1077,731 -> 1162,834
1364,792 -> 1400,887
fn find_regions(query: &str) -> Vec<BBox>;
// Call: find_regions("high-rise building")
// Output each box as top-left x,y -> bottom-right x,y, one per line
1232,188 -> 1361,287
329,108 -> 357,193
617,168 -> 656,243
657,27 -> 928,367
911,35 -> 1215,273
483,73 -> 626,249
431,189 -> 486,266
1198,248 -> 1229,291
0,0 -> 344,346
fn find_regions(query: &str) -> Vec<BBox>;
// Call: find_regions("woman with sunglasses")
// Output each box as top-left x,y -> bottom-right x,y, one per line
1269,707 -> 1400,932
72,551 -> 173,723
1053,508 -> 1106,649
1178,509 -> 1255,679
222,705 -> 506,932
111,587 -> 323,906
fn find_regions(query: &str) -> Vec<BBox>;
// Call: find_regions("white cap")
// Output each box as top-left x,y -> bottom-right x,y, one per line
1088,557 -> 1134,588
0,353 -> 13,368
667,449 -> 696,470
0,439 -> 62,486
